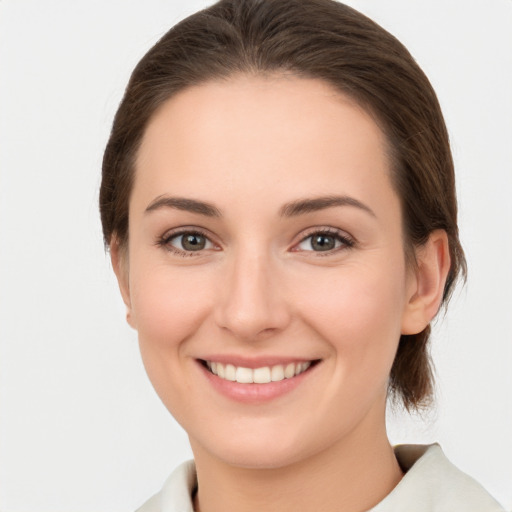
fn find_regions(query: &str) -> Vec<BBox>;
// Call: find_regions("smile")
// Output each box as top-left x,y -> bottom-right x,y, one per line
205,360 -> 313,383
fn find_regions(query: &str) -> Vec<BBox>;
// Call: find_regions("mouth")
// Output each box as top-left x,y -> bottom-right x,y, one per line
198,358 -> 321,403
201,359 -> 318,384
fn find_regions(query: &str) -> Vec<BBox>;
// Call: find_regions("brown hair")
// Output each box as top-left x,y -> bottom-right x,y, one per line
100,0 -> 466,410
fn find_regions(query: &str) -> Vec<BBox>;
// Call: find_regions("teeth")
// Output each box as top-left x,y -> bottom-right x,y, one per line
271,364 -> 284,381
206,361 -> 312,383
253,366 -> 271,384
236,366 -> 253,383
284,363 -> 295,379
225,364 -> 236,381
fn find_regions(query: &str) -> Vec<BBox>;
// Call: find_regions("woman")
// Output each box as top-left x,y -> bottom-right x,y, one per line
100,0 -> 506,510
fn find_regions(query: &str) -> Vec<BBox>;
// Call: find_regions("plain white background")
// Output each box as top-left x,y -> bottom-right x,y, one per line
0,1 -> 511,510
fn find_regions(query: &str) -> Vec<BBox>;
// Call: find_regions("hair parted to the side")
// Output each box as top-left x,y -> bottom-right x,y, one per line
100,0 -> 466,411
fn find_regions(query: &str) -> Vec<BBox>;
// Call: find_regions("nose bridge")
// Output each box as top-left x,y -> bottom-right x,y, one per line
215,244 -> 289,340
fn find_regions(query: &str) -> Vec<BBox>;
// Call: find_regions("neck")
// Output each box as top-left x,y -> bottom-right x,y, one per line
191,408 -> 403,512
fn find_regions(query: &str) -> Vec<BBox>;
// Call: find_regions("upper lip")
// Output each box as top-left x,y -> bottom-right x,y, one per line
197,355 -> 320,368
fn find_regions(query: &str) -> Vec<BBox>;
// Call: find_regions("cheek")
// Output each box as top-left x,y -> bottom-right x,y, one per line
129,263 -> 215,355
293,262 -> 407,367
128,263 -> 218,418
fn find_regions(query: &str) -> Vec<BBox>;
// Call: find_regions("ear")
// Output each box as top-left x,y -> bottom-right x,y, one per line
401,230 -> 451,335
110,238 -> 136,329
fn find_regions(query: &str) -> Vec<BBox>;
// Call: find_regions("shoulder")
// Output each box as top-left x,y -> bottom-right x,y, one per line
135,460 -> 196,512
371,444 -> 506,512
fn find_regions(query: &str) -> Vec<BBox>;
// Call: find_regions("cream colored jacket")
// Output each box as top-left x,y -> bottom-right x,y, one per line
136,444 -> 506,512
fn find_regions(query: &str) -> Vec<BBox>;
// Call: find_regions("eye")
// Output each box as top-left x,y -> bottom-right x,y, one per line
159,230 -> 216,255
295,230 -> 354,253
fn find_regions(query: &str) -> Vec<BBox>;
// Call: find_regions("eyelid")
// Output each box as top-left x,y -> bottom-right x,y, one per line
291,227 -> 355,253
155,225 -> 354,256
156,226 -> 220,256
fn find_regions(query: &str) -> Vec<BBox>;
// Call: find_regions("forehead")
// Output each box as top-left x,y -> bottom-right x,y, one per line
133,74 -> 396,216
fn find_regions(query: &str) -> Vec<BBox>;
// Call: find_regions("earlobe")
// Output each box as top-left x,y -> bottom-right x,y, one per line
401,230 -> 451,335
110,238 -> 136,329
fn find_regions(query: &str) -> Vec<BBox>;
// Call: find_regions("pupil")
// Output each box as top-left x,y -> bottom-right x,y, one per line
312,234 -> 335,251
183,234 -> 205,251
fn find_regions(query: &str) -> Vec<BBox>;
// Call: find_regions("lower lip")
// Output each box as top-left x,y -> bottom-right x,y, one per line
198,361 -> 317,404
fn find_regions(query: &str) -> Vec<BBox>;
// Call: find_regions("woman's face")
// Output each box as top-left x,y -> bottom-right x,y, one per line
118,75 -> 421,468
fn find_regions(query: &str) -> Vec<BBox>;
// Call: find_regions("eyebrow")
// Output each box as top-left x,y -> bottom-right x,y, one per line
279,195 -> 376,218
145,195 -> 222,217
144,194 -> 375,218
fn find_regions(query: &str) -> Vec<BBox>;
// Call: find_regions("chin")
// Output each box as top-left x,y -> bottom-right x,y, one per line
189,420 -> 327,470
210,444 -> 306,470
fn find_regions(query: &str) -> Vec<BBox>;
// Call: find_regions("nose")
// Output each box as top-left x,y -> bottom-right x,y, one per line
214,250 -> 291,341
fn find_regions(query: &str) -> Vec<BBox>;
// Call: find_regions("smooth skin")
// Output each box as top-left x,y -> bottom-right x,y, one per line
112,74 -> 450,512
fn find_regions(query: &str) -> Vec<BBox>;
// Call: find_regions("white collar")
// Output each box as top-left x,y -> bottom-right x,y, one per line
371,443 -> 504,511
137,444 -> 505,512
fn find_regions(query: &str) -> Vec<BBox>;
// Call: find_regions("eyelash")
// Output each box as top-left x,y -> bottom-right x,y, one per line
294,228 -> 355,255
156,228 -> 216,257
156,227 -> 355,257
